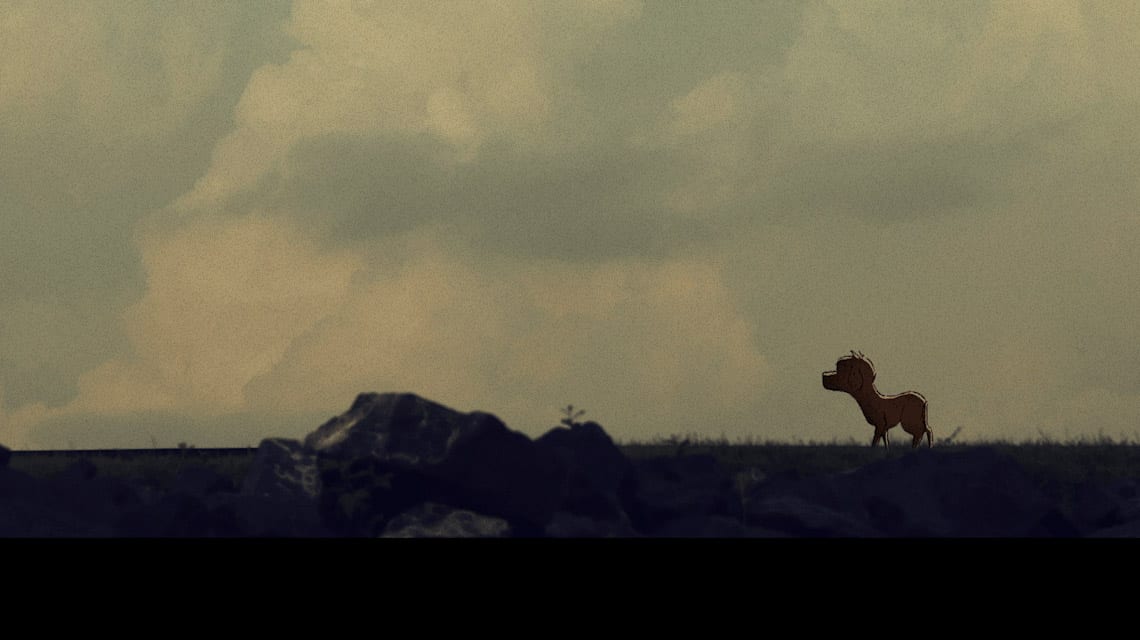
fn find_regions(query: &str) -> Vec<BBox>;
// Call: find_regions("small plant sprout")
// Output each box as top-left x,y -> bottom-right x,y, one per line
941,426 -> 964,446
560,404 -> 586,427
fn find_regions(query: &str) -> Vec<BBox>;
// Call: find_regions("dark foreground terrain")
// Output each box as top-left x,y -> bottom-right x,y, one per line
3,393 -> 1138,537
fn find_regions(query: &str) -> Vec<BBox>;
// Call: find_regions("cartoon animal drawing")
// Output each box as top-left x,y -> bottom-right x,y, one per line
822,351 -> 933,448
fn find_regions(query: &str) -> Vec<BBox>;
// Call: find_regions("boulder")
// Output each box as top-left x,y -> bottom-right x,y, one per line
317,455 -> 441,537
236,437 -> 329,536
625,454 -> 736,535
544,510 -> 640,538
305,392 -> 486,463
652,514 -> 765,538
535,421 -> 636,523
305,393 -> 566,534
1087,518 -> 1140,538
381,502 -> 511,538
746,494 -> 881,537
242,438 -> 322,501
208,492 -> 335,537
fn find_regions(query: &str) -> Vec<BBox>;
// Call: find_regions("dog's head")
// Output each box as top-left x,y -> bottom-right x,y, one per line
822,350 -> 876,394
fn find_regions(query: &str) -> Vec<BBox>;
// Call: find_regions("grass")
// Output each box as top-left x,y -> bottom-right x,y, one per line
8,432 -> 1140,508
8,450 -> 256,490
616,431 -> 1140,518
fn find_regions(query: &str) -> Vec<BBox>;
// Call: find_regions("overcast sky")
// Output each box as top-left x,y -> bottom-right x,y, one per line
3,0 -> 1139,449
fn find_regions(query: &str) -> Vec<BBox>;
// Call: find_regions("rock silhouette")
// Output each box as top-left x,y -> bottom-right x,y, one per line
0,394 -> 1136,536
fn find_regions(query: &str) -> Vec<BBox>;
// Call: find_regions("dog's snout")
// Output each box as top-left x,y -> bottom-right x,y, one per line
822,370 -> 838,390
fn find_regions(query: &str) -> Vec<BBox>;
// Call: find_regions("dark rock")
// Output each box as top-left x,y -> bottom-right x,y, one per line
305,393 -> 565,534
626,454 -> 735,534
171,465 -> 237,499
380,502 -> 511,538
746,494 -> 881,537
236,438 -> 328,536
535,421 -> 636,523
242,438 -> 322,502
304,392 -> 472,462
208,492 -> 334,537
544,510 -> 640,538
1088,518 -> 1140,538
317,456 -> 441,536
652,514 -> 764,538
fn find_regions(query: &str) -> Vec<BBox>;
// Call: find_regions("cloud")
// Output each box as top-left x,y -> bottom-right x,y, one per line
0,1 -> 292,141
3,223 -> 768,447
238,131 -> 691,262
95,213 -> 362,413
179,0 -> 643,211
7,1 -> 1140,449
1,212 -> 360,448
241,231 -> 770,440
0,2 -> 293,410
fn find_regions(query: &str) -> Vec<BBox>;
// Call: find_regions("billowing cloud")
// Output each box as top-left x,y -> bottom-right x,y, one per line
179,0 -> 643,211
0,1 -> 292,408
241,234 -> 770,440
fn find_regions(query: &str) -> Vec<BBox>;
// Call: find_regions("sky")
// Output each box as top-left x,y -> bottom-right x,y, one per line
2,0 -> 1139,449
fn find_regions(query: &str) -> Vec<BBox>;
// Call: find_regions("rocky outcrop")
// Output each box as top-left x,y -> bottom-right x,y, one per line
535,421 -> 637,534
625,454 -> 737,534
308,393 -> 565,536
0,392 -> 1135,537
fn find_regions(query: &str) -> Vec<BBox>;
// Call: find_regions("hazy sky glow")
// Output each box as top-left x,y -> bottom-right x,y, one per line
3,0 -> 1139,448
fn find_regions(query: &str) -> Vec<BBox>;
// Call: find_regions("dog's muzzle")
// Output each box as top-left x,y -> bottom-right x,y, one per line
822,371 -> 839,390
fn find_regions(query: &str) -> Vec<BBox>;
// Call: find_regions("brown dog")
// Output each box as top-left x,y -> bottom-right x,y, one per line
822,351 -> 933,448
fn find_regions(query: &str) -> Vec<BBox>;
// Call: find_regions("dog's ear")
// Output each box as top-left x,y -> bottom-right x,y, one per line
849,364 -> 863,393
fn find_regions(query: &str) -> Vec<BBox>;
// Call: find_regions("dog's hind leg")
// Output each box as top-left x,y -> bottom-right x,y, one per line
925,406 -> 934,447
872,429 -> 889,448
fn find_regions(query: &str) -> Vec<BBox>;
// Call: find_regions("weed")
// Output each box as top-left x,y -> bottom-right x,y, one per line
560,404 -> 586,428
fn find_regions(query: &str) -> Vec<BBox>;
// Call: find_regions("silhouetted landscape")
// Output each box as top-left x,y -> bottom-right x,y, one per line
5,3 -> 1140,538
3,392 -> 1138,537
